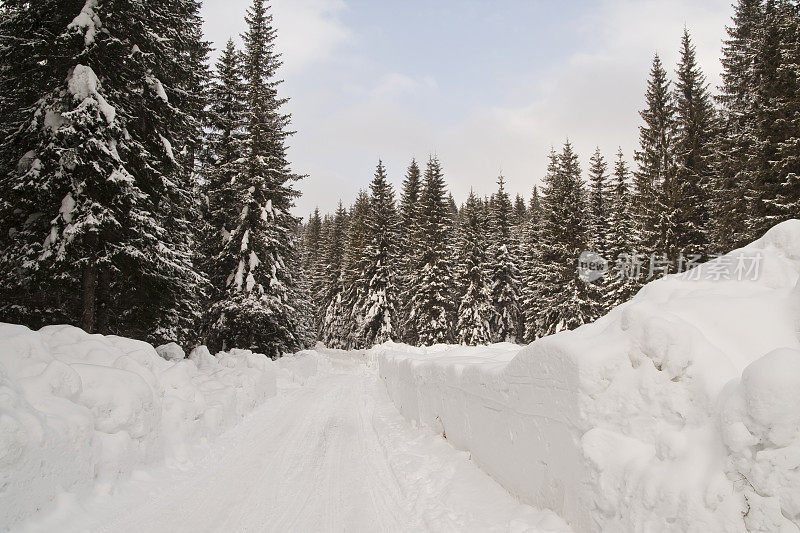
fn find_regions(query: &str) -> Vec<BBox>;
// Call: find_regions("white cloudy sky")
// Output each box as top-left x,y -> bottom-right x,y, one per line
200,0 -> 734,218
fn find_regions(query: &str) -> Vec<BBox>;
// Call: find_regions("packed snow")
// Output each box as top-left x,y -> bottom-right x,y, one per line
379,219 -> 800,531
1,338 -> 567,532
0,325 -> 276,530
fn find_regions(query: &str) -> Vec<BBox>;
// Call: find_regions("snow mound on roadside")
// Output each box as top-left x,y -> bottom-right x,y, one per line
380,219 -> 800,531
0,325 -> 276,530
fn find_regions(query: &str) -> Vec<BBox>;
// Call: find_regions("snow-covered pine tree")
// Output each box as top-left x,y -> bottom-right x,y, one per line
340,190 -> 371,348
531,142 -> 602,337
674,28 -> 715,258
710,0 -> 763,251
633,54 -> 678,274
605,149 -> 639,308
357,161 -> 400,347
510,193 -> 528,335
200,39 -> 248,349
205,0 -> 307,357
587,148 -> 612,260
587,148 -> 612,313
397,159 -> 423,344
455,191 -> 494,345
488,175 -> 521,342
0,0 -> 206,343
407,156 -> 455,345
751,0 -> 800,233
302,207 -> 325,331
319,202 -> 349,347
521,185 -> 543,342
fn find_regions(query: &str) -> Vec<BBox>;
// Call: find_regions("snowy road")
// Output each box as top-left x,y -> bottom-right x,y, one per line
20,356 -> 568,533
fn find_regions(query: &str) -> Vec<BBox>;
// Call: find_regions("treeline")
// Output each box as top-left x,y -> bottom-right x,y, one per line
300,1 -> 800,349
0,0 -> 311,356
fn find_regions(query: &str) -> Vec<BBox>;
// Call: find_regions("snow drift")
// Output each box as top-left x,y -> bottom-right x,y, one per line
379,219 -> 800,531
0,325 -> 276,530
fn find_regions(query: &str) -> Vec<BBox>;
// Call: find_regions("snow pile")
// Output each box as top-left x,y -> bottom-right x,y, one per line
380,220 -> 800,531
0,325 -> 276,530
275,349 -> 327,385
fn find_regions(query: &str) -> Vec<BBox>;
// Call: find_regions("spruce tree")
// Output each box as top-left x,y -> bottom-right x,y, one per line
633,54 -> 678,274
674,29 -> 715,257
751,0 -> 800,233
341,191 -> 371,348
455,191 -> 494,345
606,149 -> 639,308
587,148 -> 612,259
359,161 -> 400,347
531,142 -> 602,337
319,202 -> 348,347
488,175 -> 521,342
397,159 -> 423,344
0,0 -> 206,343
205,0 -> 306,357
407,156 -> 455,345
711,0 -> 763,251
521,185 -> 543,342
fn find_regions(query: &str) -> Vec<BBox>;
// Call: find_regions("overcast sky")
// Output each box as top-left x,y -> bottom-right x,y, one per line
200,0 -> 734,218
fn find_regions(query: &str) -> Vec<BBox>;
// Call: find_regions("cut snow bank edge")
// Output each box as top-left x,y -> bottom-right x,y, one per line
0,326 -> 290,530
379,220 -> 800,532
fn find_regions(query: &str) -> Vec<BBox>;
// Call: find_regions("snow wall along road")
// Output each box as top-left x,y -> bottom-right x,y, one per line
0,325 -> 282,529
379,219 -> 800,531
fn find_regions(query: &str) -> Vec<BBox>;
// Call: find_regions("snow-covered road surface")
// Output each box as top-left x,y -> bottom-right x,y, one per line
18,356 -> 569,532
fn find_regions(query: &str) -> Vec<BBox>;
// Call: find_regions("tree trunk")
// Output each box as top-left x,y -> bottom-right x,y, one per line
81,262 -> 97,333
81,232 -> 99,333
96,265 -> 110,334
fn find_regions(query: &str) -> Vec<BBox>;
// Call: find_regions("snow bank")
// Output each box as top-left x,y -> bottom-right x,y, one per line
380,220 -> 800,531
0,325 -> 276,530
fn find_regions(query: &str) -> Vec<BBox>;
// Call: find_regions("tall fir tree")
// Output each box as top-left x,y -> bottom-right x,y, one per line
531,142 -> 602,337
407,156 -> 455,345
359,161 -> 400,347
0,0 -> 207,343
588,148 -> 612,259
397,159 -> 423,344
633,54 -> 678,274
205,0 -> 307,356
200,39 -> 248,346
488,175 -> 521,342
319,202 -> 349,347
674,28 -> 715,257
455,191 -> 494,345
711,0 -> 764,251
751,0 -> 800,233
606,149 -> 639,308
341,190 -> 371,348
521,185 -> 543,342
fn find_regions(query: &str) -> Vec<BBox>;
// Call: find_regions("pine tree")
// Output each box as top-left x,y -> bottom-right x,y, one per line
674,28 -> 715,257
633,54 -> 678,275
455,191 -> 494,345
359,161 -> 400,347
531,142 -> 602,337
751,0 -> 800,233
521,185 -> 543,342
319,202 -> 348,347
711,0 -> 763,251
0,0 -> 207,343
200,39 -> 248,345
205,0 -> 306,357
397,159 -> 423,344
587,148 -> 612,259
341,190 -> 371,348
407,156 -> 455,345
488,175 -> 521,342
606,149 -> 639,308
